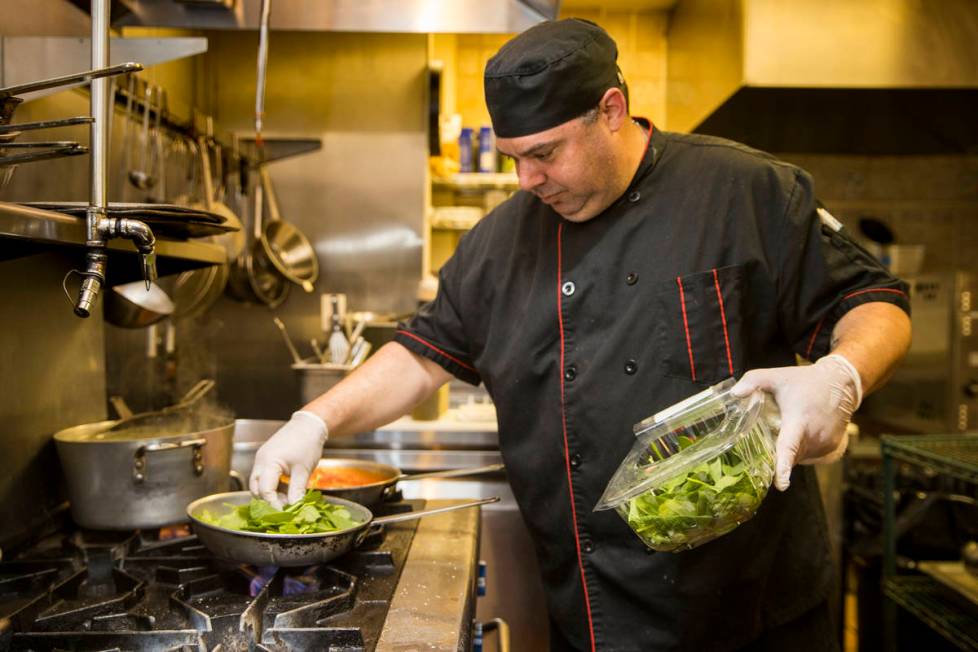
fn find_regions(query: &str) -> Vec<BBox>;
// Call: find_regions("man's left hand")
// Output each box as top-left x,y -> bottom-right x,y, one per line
730,354 -> 862,491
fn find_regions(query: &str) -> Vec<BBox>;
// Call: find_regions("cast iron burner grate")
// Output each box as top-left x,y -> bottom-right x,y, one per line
0,500 -> 422,651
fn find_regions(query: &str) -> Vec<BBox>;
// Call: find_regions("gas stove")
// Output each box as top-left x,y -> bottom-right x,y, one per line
0,500 -> 424,652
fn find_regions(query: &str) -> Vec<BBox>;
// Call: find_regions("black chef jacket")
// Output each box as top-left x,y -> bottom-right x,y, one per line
395,126 -> 910,652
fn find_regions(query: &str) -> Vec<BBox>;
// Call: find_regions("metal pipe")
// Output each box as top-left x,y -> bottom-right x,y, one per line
90,0 -> 109,210
74,0 -> 158,316
75,0 -> 111,318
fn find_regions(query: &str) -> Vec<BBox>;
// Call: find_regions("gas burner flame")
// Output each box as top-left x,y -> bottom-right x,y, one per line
157,524 -> 191,540
244,565 -> 276,597
243,565 -> 324,597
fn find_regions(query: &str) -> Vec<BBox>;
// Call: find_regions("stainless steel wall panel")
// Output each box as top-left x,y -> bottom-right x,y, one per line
200,30 -> 428,418
0,251 -> 107,549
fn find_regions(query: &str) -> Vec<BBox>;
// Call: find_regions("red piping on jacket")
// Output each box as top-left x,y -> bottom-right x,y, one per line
676,277 -> 697,382
805,315 -> 828,359
395,330 -> 477,372
712,268 -> 734,377
805,287 -> 909,358
843,287 -> 907,301
556,222 -> 597,652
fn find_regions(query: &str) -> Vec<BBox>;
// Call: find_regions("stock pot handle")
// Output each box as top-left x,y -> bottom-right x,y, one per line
132,437 -> 207,483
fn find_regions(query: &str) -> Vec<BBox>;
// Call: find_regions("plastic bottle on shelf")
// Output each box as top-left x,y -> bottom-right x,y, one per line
478,126 -> 496,173
459,127 -> 474,173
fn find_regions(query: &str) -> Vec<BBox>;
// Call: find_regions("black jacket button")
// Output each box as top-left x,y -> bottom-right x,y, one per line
582,540 -> 594,553
624,360 -> 638,375
564,365 -> 577,381
626,272 -> 638,285
570,453 -> 582,468
561,281 -> 576,296
628,190 -> 641,203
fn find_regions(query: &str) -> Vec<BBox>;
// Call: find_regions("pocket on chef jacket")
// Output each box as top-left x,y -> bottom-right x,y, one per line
654,264 -> 746,385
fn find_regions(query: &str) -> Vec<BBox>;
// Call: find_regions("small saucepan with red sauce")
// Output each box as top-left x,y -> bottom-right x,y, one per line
285,459 -> 505,508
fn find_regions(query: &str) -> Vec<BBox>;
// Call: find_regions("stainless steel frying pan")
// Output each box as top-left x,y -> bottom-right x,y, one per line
187,492 -> 498,566
301,458 -> 505,508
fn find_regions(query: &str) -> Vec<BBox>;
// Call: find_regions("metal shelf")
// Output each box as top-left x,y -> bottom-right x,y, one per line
882,435 -> 978,485
432,173 -> 519,191
236,136 -> 322,165
882,434 -> 978,651
0,201 -> 225,282
884,577 -> 978,651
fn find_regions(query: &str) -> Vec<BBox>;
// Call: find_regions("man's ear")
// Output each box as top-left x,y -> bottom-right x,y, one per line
599,87 -> 629,132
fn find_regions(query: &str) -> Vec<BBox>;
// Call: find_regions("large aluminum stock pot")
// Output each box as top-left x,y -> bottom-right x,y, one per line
54,413 -> 233,530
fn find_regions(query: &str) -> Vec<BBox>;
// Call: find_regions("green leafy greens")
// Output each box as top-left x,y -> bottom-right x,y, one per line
199,490 -> 362,534
623,435 -> 769,551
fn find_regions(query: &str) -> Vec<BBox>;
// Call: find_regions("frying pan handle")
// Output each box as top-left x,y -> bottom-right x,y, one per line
370,497 -> 500,527
354,522 -> 384,547
397,463 -> 505,483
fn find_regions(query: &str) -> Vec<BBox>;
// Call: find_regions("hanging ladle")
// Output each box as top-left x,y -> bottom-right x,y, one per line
257,167 -> 319,293
128,83 -> 156,191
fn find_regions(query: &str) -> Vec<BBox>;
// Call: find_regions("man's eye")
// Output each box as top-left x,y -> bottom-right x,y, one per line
536,150 -> 553,161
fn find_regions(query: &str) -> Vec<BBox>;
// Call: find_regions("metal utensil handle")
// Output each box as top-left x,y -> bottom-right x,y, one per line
370,496 -> 500,527
398,463 -> 505,483
109,395 -> 134,419
176,378 -> 216,408
199,135 -> 216,211
120,74 -> 136,198
482,618 -> 511,652
0,141 -> 84,149
0,116 -> 93,134
137,84 -> 152,177
260,167 -> 282,223
0,62 -> 142,97
0,146 -> 87,166
254,0 -> 271,143
273,316 -> 303,364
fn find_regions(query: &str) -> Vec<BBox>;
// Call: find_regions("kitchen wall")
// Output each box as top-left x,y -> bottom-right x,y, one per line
197,30 -> 428,418
782,153 -> 978,271
433,8 -> 670,133
0,251 -> 107,549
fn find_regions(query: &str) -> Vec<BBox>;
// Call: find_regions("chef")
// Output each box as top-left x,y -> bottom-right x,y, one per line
251,18 -> 911,651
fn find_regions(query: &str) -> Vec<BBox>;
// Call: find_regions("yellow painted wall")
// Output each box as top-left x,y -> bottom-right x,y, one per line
431,10 -> 669,133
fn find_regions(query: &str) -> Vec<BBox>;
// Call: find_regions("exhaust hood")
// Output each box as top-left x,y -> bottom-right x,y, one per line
666,0 -> 978,154
113,0 -> 560,34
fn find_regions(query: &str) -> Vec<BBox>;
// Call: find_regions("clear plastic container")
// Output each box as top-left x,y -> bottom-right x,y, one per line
595,378 -> 778,552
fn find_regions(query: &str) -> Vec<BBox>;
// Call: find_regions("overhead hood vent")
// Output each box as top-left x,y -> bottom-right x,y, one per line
666,0 -> 978,154
113,0 -> 559,34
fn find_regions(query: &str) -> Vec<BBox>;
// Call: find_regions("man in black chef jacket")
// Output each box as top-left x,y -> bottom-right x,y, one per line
250,19 -> 911,652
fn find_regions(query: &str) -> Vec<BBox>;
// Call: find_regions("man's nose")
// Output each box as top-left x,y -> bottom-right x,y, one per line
516,161 -> 545,192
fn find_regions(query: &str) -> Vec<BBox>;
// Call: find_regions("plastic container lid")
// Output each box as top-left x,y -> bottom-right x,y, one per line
595,378 -> 775,511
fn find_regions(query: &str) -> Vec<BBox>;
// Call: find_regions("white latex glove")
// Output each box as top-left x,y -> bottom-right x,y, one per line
249,411 -> 328,508
731,354 -> 862,492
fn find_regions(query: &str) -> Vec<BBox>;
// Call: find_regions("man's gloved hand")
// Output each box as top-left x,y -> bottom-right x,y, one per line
731,354 -> 862,492
249,411 -> 328,508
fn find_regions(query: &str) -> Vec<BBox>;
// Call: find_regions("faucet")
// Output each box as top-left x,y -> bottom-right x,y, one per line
73,209 -> 157,317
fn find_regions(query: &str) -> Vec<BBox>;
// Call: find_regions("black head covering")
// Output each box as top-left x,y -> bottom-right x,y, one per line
484,18 -> 623,138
